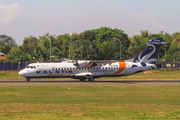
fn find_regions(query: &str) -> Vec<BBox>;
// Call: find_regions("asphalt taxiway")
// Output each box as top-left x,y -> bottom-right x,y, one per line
0,80 -> 180,86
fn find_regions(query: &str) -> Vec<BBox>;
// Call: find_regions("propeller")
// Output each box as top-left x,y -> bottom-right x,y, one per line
73,59 -> 79,67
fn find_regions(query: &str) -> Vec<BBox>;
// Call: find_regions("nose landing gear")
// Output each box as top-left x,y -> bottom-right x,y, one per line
26,78 -> 31,82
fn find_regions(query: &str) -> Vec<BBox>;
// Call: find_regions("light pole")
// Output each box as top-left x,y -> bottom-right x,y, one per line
69,40 -> 78,60
113,37 -> 121,61
156,42 -> 166,62
48,38 -> 51,63
163,42 -> 166,61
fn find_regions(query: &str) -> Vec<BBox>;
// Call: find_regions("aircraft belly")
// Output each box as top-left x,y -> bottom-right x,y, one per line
73,72 -> 104,76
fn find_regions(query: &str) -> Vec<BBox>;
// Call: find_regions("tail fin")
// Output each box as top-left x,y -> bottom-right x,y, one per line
127,39 -> 161,64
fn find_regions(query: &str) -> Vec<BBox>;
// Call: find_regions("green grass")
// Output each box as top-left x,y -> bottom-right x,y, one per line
1,69 -> 180,81
0,86 -> 180,119
0,71 -> 22,80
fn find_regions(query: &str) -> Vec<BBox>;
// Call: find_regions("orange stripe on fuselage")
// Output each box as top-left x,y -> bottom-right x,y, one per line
113,61 -> 126,75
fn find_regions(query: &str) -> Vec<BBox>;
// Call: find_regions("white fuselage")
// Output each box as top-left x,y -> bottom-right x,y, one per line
18,60 -> 157,79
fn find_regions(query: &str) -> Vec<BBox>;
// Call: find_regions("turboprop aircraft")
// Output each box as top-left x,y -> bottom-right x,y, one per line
19,39 -> 162,82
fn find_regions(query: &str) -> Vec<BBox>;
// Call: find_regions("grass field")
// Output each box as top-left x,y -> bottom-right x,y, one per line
0,86 -> 180,119
0,69 -> 180,81
0,70 -> 180,119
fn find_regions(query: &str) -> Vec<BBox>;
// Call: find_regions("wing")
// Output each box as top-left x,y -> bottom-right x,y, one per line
72,60 -> 118,68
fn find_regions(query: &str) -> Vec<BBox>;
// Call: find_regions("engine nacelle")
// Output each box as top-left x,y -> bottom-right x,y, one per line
73,61 -> 91,68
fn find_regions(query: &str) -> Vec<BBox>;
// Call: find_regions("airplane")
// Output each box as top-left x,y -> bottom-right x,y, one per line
19,39 -> 162,82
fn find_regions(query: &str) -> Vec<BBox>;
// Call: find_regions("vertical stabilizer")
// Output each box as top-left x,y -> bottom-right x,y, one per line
126,39 -> 162,64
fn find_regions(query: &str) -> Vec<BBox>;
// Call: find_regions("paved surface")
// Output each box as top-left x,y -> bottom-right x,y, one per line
0,80 -> 180,86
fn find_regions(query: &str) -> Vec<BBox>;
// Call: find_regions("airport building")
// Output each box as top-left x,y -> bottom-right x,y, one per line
0,52 -> 7,60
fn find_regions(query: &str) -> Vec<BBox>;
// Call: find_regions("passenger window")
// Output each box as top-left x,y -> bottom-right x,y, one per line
96,67 -> 98,70
108,67 -> 110,69
61,68 -> 63,70
67,68 -> 69,70
30,66 -> 33,69
119,67 -> 121,69
105,67 -> 107,69
122,67 -> 124,69
70,68 -> 72,70
102,67 -> 104,70
64,68 -> 66,70
34,66 -> 36,69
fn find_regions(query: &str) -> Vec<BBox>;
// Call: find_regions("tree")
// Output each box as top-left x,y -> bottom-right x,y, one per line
0,35 -> 16,54
53,34 -> 72,59
171,32 -> 180,46
7,46 -> 29,62
71,27 -> 130,60
0,43 -> 5,52
166,46 -> 180,62
39,33 -> 58,62
22,36 -> 39,54
0,34 -> 16,47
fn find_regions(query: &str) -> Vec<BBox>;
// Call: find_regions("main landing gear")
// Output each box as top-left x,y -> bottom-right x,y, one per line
79,75 -> 94,82
26,77 -> 31,82
88,77 -> 94,82
86,75 -> 94,82
80,79 -> 85,81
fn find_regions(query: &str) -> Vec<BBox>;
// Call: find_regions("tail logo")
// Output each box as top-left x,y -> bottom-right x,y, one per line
132,39 -> 161,64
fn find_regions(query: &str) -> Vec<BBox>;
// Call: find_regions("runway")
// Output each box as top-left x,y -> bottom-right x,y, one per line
0,80 -> 180,86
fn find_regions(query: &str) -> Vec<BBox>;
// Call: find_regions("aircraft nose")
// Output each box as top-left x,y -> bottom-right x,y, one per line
18,70 -> 23,76
18,70 -> 26,76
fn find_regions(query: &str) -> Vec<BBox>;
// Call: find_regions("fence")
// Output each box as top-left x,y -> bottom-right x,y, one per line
156,62 -> 180,69
0,63 -> 30,71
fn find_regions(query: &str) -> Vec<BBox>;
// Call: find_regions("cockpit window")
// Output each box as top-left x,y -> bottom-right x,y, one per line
26,65 -> 36,69
26,66 -> 30,68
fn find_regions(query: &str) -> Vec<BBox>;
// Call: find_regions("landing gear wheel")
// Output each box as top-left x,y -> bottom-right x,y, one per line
80,79 -> 85,81
26,78 -> 31,82
88,77 -> 94,82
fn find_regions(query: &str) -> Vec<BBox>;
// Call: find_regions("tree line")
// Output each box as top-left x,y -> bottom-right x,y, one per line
0,27 -> 180,63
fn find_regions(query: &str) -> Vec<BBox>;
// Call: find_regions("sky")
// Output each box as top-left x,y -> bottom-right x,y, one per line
0,0 -> 180,45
